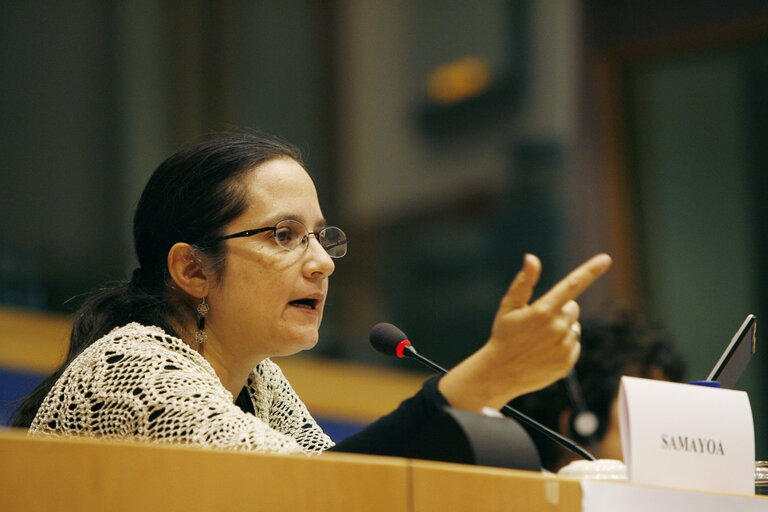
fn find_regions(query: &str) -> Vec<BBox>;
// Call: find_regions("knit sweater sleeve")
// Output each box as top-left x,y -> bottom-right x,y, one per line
29,324 -> 318,454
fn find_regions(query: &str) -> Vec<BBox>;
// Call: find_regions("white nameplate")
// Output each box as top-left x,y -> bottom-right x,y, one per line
619,376 -> 754,495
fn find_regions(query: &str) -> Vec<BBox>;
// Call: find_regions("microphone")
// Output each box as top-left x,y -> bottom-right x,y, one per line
369,322 -> 596,461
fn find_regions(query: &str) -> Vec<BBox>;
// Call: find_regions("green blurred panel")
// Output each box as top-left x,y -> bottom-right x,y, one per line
628,47 -> 767,456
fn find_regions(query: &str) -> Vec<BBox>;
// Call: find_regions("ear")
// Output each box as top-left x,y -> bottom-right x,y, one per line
167,242 -> 209,299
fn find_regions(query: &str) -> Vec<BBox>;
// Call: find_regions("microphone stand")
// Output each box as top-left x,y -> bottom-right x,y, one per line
402,345 -> 597,461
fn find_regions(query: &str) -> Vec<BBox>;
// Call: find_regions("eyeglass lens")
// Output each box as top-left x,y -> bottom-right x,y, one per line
274,220 -> 347,258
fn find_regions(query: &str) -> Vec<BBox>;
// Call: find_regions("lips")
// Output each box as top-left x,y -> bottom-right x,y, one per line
288,294 -> 324,311
288,297 -> 318,310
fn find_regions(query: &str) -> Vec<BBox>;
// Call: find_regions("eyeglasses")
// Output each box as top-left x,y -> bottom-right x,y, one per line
204,219 -> 347,258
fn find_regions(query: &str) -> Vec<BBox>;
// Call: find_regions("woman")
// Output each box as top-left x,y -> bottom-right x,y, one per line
13,131 -> 611,456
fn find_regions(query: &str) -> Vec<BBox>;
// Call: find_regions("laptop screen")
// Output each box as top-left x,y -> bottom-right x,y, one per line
706,314 -> 756,388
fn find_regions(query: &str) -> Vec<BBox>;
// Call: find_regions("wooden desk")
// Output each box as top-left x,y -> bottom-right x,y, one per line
0,429 -> 579,512
4,430 -> 764,511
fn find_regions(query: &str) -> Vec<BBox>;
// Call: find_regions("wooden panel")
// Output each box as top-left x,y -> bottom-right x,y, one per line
276,356 -> 427,422
0,429 -> 409,512
410,459 -> 582,512
0,307 -> 70,372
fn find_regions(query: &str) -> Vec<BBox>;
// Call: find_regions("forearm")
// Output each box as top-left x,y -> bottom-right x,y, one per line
328,375 -> 447,456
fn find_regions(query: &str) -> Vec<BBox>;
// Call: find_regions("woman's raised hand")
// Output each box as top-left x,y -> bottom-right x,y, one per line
438,253 -> 612,412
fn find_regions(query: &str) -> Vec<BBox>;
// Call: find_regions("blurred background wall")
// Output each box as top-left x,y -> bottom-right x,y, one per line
1,0 -> 767,455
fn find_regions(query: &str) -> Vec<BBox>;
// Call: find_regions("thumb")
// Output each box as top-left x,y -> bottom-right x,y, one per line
499,254 -> 541,311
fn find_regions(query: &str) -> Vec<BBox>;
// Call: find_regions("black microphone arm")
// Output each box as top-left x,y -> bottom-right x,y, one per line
398,341 -> 597,461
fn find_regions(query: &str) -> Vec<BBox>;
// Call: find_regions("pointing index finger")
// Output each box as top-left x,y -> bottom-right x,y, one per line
534,254 -> 612,311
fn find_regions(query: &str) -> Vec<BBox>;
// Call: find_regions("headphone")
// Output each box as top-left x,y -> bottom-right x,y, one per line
563,369 -> 601,445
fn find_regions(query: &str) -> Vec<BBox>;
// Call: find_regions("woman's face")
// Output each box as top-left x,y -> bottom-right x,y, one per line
205,157 -> 335,360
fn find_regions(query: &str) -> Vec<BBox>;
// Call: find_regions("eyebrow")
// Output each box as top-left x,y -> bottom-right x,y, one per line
269,214 -> 328,230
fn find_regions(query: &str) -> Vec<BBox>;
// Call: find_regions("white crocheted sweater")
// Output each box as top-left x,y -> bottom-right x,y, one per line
29,323 -> 334,454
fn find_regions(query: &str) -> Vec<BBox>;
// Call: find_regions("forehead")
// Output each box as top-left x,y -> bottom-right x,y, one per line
239,157 -> 323,225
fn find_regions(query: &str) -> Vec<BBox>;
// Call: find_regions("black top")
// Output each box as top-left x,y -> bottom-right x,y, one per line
235,375 -> 448,458
330,375 -> 448,457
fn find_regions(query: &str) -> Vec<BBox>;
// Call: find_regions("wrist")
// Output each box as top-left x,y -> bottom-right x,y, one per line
438,345 -> 525,413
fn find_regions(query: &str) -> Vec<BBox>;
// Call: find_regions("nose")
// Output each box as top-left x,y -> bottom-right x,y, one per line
303,235 -> 335,278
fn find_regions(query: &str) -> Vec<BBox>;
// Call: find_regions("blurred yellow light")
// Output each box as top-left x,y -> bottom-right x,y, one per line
427,56 -> 492,105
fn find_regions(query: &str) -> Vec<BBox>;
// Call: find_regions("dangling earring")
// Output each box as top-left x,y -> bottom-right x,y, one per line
195,297 -> 209,344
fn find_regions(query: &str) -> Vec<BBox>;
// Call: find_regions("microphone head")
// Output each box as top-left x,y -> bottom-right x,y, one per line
369,322 -> 412,358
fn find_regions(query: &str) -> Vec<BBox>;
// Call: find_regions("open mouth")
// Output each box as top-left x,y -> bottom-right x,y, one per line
288,297 -> 319,310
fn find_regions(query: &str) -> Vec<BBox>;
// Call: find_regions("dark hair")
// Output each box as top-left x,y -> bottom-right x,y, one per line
511,306 -> 686,471
12,131 -> 303,427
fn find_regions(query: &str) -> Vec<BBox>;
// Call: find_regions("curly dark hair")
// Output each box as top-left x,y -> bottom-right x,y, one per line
511,306 -> 686,471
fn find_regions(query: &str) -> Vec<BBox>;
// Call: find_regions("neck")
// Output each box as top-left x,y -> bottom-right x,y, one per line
204,348 -> 254,399
176,321 -> 265,400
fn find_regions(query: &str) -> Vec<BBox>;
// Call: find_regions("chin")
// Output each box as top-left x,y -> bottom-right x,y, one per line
280,329 -> 320,355
297,335 -> 319,352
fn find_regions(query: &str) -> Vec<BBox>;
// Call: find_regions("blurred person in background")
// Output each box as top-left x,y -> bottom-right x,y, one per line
511,306 -> 686,472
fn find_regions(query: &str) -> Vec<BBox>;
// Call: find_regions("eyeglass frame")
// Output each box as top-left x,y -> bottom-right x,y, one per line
198,219 -> 347,258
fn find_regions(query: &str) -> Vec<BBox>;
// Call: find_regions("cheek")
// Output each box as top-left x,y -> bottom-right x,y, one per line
233,269 -> 284,307
219,256 -> 284,308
